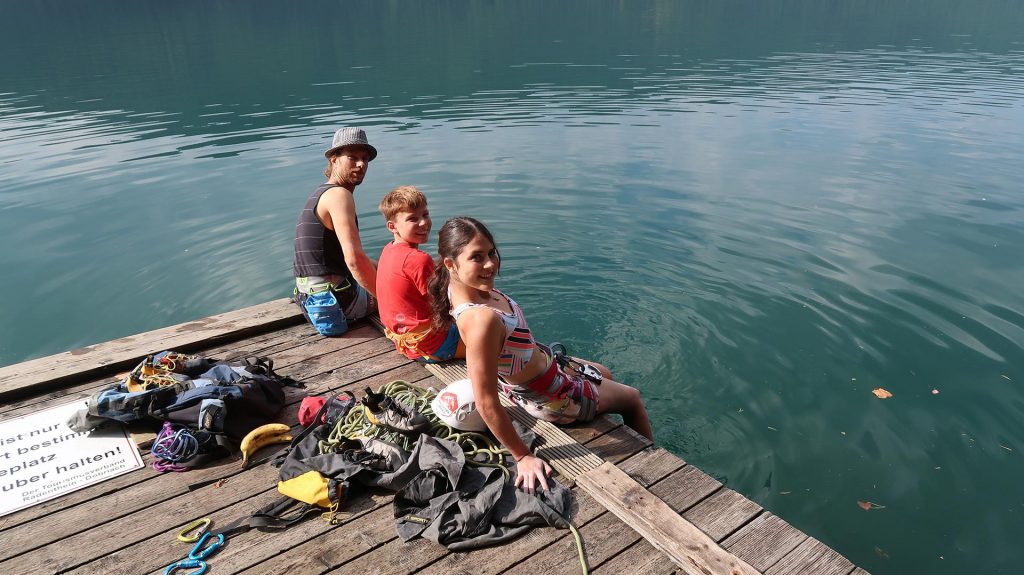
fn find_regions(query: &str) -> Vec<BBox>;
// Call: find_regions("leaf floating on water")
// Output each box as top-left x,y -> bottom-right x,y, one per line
857,500 -> 886,511
872,388 -> 893,399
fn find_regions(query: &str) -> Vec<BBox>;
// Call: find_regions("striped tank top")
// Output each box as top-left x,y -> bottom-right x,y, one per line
450,289 -> 535,377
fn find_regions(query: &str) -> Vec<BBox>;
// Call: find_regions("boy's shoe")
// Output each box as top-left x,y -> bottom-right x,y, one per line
361,387 -> 430,434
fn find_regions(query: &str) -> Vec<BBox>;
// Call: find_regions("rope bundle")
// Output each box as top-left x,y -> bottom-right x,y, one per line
317,380 -> 511,476
151,421 -> 200,473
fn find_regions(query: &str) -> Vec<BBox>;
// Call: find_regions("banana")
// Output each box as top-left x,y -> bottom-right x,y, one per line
239,423 -> 293,468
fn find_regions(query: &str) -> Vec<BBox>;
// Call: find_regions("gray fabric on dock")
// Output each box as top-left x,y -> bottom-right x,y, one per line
394,434 -> 574,551
278,426 -> 574,551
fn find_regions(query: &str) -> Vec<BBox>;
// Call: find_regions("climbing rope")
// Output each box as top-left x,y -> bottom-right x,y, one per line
316,380 -> 511,477
151,421 -> 199,472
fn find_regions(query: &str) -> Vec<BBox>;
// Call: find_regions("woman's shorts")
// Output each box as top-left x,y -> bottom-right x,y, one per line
500,352 -> 599,424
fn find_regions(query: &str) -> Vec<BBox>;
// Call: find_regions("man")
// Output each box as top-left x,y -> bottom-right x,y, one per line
292,127 -> 378,335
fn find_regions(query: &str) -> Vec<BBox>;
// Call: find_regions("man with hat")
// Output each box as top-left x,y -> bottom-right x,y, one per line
292,127 -> 378,335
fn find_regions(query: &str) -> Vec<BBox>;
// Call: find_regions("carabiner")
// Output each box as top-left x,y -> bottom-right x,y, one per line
164,558 -> 207,575
188,531 -> 225,560
549,341 -> 567,359
176,518 -> 211,542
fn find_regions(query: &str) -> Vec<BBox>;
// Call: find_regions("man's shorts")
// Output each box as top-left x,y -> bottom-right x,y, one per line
294,276 -> 375,335
499,350 -> 599,424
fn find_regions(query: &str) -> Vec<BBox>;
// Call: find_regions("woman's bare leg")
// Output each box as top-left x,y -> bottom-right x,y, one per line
596,379 -> 653,440
569,356 -> 613,381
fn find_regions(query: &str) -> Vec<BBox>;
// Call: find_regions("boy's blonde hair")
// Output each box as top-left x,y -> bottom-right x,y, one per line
379,186 -> 427,221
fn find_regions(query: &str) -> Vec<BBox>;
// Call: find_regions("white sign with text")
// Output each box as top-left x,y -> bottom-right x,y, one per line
1,399 -> 144,517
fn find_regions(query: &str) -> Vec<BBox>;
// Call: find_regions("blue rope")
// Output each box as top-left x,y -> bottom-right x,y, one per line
152,422 -> 200,463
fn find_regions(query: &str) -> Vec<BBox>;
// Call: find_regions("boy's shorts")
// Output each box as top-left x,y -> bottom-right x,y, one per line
416,324 -> 466,364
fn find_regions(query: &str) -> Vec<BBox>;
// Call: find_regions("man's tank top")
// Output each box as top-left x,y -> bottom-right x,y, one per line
293,183 -> 358,279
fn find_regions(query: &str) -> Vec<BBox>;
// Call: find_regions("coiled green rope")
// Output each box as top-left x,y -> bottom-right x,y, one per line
316,380 -> 511,477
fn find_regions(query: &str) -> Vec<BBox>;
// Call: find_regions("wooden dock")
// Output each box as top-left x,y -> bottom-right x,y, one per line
0,299 -> 869,575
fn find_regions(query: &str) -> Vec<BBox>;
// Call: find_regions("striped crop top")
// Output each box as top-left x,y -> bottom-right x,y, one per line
450,289 -> 536,377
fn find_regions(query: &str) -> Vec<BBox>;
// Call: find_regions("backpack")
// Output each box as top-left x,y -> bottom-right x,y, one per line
69,352 -> 300,466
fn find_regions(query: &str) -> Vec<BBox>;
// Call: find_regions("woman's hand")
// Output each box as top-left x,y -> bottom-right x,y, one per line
514,454 -> 553,495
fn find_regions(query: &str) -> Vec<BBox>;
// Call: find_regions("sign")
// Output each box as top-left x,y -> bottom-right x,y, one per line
0,400 -> 144,517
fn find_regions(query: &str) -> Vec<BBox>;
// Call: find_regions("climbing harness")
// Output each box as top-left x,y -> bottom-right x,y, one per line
549,342 -> 603,385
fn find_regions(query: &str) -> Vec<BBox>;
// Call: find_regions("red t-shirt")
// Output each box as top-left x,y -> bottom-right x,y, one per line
376,241 -> 447,358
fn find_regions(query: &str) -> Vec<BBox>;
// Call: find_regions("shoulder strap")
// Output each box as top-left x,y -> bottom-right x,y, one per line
450,301 -> 484,320
210,496 -> 320,537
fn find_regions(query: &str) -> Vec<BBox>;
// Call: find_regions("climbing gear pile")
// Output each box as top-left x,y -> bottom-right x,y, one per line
188,381 -> 585,570
67,351 -> 301,472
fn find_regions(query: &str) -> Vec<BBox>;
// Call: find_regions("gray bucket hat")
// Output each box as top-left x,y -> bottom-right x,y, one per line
324,127 -> 378,161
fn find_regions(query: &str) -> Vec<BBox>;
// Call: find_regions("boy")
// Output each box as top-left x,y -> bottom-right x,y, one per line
376,186 -> 464,362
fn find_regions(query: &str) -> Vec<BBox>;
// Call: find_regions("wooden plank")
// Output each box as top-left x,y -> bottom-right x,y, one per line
601,446 -> 686,487
0,298 -> 304,401
324,532 -> 449,575
582,420 -> 653,463
649,464 -> 723,513
513,448 -> 726,574
592,540 -> 681,574
575,462 -> 761,575
683,487 -> 763,541
766,537 -> 855,575
722,512 -> 808,573
93,488 -> 304,575
0,455 -> 285,574
562,415 -> 621,444
176,496 -> 394,575
506,509 -> 647,575
0,336 -> 414,514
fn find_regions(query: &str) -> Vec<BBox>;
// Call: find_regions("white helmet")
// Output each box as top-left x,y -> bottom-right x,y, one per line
431,379 -> 487,432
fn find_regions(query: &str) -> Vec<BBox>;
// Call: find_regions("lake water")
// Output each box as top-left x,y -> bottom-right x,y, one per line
2,1 -> 1023,573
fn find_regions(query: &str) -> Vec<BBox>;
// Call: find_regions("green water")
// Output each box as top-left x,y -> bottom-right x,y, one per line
3,1 -> 1024,572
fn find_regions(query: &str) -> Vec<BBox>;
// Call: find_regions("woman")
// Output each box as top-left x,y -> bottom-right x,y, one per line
427,217 -> 653,494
